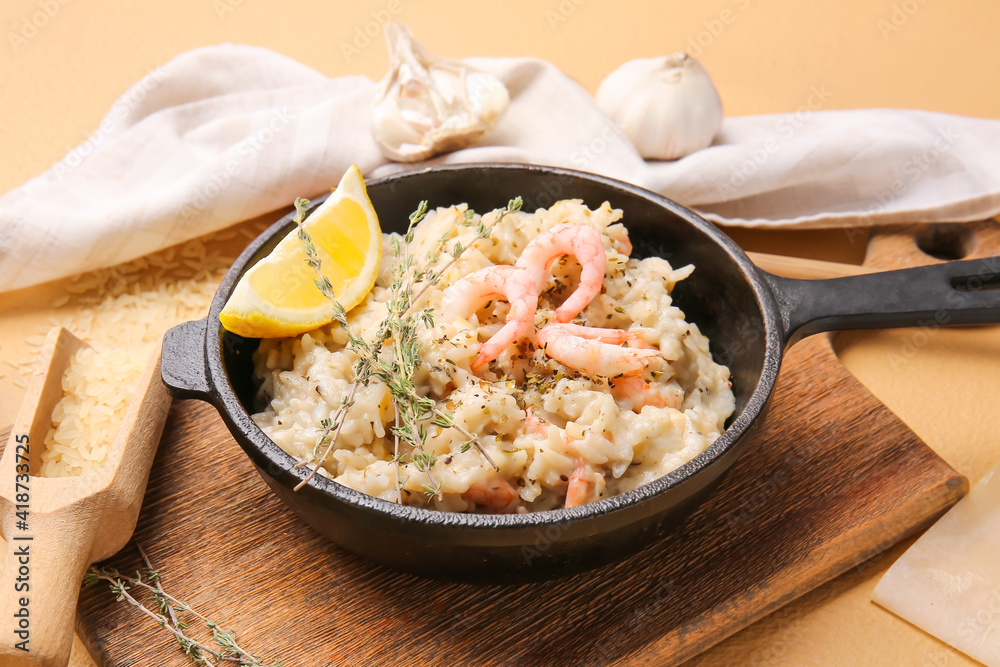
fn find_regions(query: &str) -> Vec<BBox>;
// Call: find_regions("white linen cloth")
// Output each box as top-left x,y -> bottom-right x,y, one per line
2,43 -> 1000,292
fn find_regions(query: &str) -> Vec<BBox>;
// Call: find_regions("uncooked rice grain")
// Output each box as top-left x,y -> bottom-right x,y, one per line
39,345 -> 147,477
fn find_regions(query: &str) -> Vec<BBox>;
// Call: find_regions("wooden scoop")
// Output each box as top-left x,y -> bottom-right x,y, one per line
0,327 -> 172,666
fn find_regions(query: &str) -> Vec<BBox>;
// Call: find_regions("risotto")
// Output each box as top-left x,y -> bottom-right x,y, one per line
252,199 -> 734,513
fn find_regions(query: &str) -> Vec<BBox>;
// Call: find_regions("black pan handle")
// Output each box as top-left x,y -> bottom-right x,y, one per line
161,318 -> 215,401
762,256 -> 1000,346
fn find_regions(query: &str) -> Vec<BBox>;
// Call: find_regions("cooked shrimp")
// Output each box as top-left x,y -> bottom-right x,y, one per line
565,458 -> 605,508
611,377 -> 683,411
524,406 -> 549,437
523,414 -> 605,509
442,265 -> 538,373
515,222 -> 606,322
536,323 -> 659,378
463,476 -> 519,513
524,415 -> 601,508
615,231 -> 633,257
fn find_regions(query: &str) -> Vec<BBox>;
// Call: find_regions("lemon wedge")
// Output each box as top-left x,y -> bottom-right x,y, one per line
219,165 -> 382,338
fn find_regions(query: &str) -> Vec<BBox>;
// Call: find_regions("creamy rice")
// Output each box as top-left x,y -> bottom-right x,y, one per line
252,199 -> 734,513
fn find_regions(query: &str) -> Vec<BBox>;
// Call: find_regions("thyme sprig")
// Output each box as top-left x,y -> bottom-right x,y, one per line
291,195 -> 523,500
292,383 -> 358,491
85,547 -> 280,667
290,198 -> 373,491
366,200 -> 443,497
137,543 -> 179,629
294,197 -> 340,308
408,197 -> 522,313
432,408 -> 497,470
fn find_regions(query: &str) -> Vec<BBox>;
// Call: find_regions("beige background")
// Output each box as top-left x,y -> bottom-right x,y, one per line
2,0 -> 999,665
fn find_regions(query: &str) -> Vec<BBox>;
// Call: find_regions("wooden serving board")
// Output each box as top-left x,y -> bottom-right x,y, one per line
66,333 -> 965,667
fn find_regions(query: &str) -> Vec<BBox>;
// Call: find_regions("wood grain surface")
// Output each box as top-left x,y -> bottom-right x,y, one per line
64,333 -> 965,667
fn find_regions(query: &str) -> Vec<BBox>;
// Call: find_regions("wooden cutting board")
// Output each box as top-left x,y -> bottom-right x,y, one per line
68,332 -> 965,667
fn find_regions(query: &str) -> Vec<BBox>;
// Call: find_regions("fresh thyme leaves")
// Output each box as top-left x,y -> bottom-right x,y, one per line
291,196 -> 523,500
393,411 -> 402,503
86,546 -> 280,667
411,450 -> 437,471
408,197 -> 522,313
293,198 -> 338,306
290,197 -> 371,491
354,199 -> 445,497
432,409 -> 498,470
293,383 -> 359,491
137,543 -> 179,629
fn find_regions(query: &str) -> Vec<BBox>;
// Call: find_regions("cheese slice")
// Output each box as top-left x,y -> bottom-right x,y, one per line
872,458 -> 1000,666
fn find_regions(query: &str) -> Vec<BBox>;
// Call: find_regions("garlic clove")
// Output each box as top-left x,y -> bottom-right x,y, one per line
371,23 -> 510,162
596,52 -> 723,161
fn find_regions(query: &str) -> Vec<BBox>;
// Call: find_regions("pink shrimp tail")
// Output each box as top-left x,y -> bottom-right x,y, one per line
524,407 -> 548,437
616,233 -> 633,257
565,459 -> 592,508
470,349 -> 493,373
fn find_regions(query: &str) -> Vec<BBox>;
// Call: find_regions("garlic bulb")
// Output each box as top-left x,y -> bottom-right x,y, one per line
596,53 -> 723,161
371,23 -> 510,162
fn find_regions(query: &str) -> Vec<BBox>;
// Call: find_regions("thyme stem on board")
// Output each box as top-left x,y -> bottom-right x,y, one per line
136,543 -> 179,630
91,574 -> 221,664
85,547 -> 280,667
